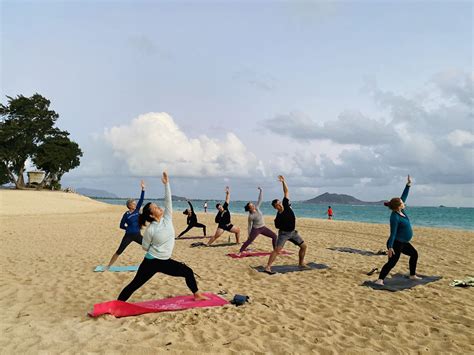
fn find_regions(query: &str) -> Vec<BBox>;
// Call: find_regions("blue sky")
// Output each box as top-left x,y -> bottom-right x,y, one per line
1,0 -> 473,206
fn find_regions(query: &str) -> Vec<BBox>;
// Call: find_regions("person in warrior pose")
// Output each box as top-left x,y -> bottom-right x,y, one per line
176,200 -> 207,238
375,175 -> 421,285
264,176 -> 308,274
238,187 -> 277,254
207,186 -> 240,246
106,180 -> 145,270
117,172 -> 206,302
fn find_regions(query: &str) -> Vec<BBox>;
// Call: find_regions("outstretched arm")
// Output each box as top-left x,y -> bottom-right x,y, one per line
187,200 -> 194,213
401,175 -> 411,203
256,187 -> 263,208
225,186 -> 230,204
278,175 -> 289,199
135,180 -> 146,211
162,172 -> 172,219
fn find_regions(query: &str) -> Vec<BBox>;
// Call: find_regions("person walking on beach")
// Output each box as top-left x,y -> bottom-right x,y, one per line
203,201 -> 208,213
117,172 -> 207,302
264,176 -> 308,274
238,187 -> 277,254
106,180 -> 145,270
207,186 -> 240,246
375,175 -> 421,285
327,206 -> 333,220
176,200 -> 207,238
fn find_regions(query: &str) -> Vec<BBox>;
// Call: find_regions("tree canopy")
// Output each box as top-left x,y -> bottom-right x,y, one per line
0,94 -> 82,189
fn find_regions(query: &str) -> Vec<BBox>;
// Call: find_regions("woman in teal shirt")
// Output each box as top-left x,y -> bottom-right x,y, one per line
375,175 -> 421,285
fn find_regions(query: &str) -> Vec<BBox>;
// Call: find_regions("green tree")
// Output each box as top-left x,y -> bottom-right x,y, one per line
0,94 -> 81,188
33,134 -> 83,189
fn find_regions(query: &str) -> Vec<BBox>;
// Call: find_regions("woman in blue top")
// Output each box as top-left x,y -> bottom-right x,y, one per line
106,180 -> 145,270
375,175 -> 421,285
117,172 -> 206,302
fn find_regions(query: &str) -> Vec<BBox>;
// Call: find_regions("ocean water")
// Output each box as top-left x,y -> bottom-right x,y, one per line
93,198 -> 474,231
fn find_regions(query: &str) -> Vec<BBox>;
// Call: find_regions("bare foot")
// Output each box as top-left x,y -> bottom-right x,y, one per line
299,264 -> 310,269
194,293 -> 208,301
410,275 -> 422,280
263,268 -> 276,275
374,279 -> 384,285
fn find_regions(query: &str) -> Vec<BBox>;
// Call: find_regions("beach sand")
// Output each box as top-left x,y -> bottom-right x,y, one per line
0,190 -> 473,354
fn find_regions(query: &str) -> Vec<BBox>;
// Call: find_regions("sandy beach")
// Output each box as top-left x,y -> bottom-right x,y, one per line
0,189 -> 473,354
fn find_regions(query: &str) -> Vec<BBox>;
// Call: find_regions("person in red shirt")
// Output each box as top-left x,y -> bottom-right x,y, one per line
327,206 -> 333,220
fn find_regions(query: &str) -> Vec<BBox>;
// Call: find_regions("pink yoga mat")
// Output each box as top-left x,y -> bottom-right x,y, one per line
227,250 -> 293,259
88,292 -> 228,318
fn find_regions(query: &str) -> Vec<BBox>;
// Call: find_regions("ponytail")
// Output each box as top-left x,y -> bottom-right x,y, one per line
384,198 -> 403,211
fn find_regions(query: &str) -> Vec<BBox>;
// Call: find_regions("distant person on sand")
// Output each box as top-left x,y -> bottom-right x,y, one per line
117,172 -> 206,302
238,187 -> 277,254
176,200 -> 207,238
375,175 -> 421,285
203,201 -> 208,213
264,176 -> 308,274
106,180 -> 145,270
207,186 -> 240,246
327,206 -> 333,220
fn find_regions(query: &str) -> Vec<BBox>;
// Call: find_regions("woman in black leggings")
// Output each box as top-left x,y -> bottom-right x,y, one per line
176,201 -> 207,238
375,175 -> 421,285
117,172 -> 207,302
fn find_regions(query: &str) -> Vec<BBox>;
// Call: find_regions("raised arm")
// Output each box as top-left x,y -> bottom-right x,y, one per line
256,187 -> 263,208
400,175 -> 411,203
162,172 -> 172,219
135,180 -> 146,211
278,175 -> 289,199
187,200 -> 194,213
225,186 -> 230,205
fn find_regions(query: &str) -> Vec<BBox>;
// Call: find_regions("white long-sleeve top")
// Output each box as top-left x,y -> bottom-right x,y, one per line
248,189 -> 265,235
142,182 -> 175,260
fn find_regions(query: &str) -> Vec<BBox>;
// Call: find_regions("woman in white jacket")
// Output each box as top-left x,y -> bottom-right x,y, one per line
117,172 -> 206,302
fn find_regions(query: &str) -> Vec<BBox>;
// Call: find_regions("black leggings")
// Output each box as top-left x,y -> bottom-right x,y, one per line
177,223 -> 206,238
378,240 -> 418,280
116,233 -> 143,255
117,258 -> 199,301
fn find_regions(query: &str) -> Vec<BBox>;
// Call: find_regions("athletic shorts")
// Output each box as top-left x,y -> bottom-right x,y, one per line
218,223 -> 234,232
116,233 -> 143,255
276,230 -> 304,249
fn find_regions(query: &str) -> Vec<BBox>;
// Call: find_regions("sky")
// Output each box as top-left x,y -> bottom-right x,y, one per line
1,0 -> 473,206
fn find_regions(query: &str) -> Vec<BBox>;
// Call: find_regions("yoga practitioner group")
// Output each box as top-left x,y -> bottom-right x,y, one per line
106,172 -> 420,301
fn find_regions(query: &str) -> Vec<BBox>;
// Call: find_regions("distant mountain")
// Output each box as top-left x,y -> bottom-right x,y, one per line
76,188 -> 118,198
172,195 -> 187,201
304,192 -> 384,205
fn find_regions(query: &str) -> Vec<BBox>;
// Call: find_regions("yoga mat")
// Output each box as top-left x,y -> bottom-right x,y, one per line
253,262 -> 329,274
328,247 -> 386,256
227,250 -> 293,259
190,242 -> 238,248
176,236 -> 209,240
94,265 -> 139,272
88,292 -> 229,318
362,273 -> 442,292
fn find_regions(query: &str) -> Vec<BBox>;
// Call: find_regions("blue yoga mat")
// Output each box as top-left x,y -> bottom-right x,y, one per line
94,265 -> 139,272
362,273 -> 442,292
253,262 -> 329,274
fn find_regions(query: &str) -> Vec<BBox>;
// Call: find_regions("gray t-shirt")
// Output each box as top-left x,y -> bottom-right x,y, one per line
248,190 -> 265,234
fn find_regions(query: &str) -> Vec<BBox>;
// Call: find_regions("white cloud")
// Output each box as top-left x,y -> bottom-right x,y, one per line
103,112 -> 262,178
447,130 -> 474,147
